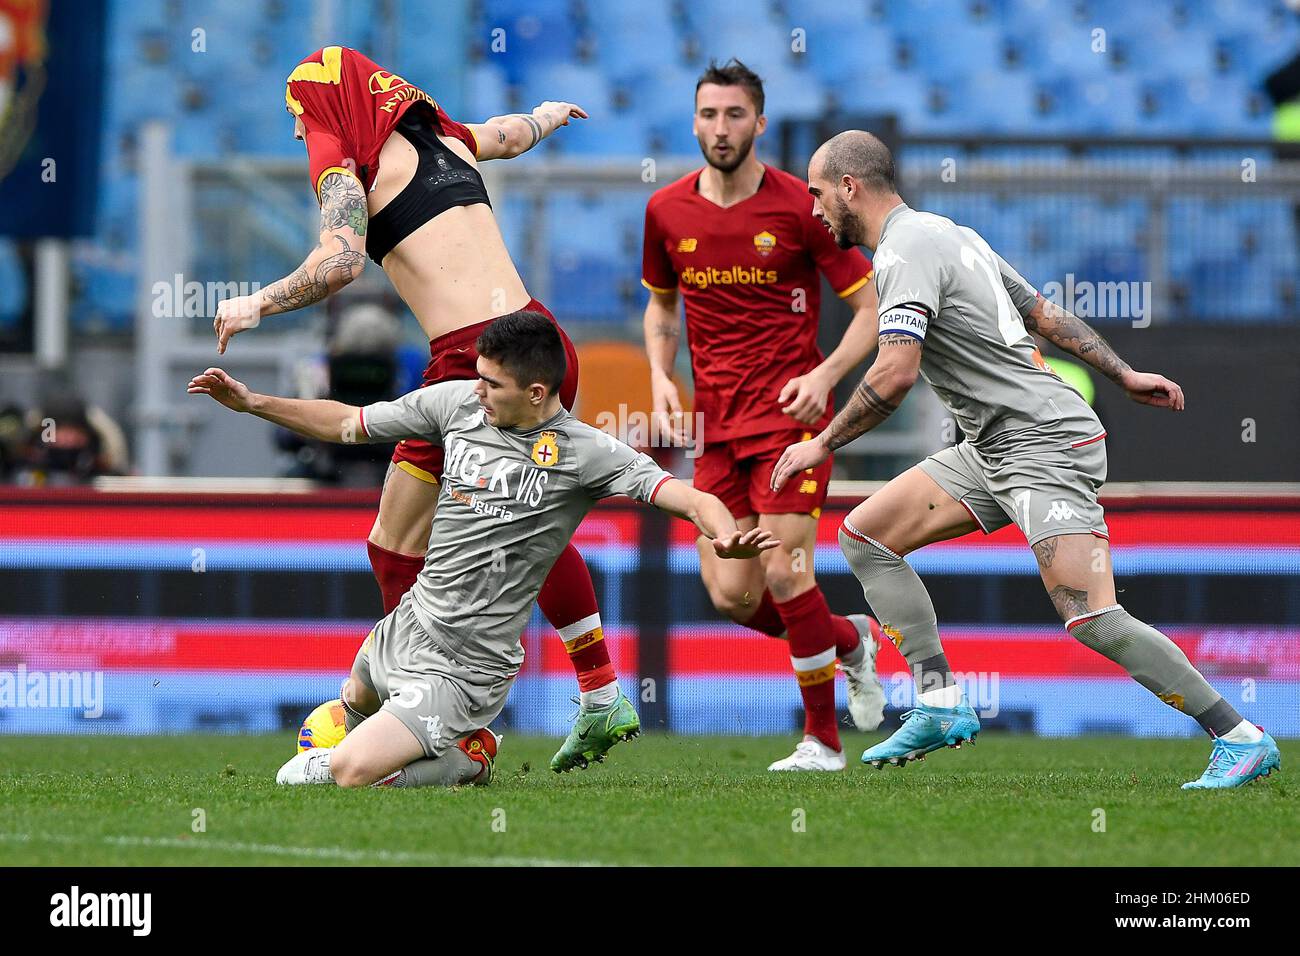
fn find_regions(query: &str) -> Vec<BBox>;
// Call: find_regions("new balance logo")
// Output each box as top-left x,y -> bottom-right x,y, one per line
1044,500 -> 1075,522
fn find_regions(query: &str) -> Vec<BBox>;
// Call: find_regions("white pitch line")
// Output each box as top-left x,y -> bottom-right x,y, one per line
0,832 -> 607,867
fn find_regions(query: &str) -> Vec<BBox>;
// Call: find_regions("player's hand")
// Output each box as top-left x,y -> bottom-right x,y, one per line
1118,369 -> 1185,410
534,101 -> 588,128
213,294 -> 263,355
650,372 -> 690,446
770,435 -> 829,493
712,527 -> 780,560
778,369 -> 832,425
187,367 -> 254,413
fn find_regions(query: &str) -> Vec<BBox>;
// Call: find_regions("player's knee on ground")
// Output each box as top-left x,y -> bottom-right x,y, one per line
330,741 -> 408,789
327,747 -> 374,788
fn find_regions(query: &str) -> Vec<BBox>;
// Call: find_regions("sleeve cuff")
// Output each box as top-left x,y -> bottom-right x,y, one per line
315,165 -> 361,199
357,407 -> 370,439
648,474 -> 674,503
835,272 -> 873,298
641,278 -> 677,295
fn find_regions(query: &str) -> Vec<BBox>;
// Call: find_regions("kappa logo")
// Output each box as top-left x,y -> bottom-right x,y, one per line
677,237 -> 698,253
1044,500 -> 1076,522
531,430 -> 560,467
871,248 -> 908,276
420,713 -> 444,745
752,230 -> 777,257
882,622 -> 904,648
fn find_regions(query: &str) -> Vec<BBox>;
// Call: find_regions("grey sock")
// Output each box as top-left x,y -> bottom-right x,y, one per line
1069,606 -> 1241,734
341,698 -> 367,733
839,522 -> 953,691
382,748 -> 485,788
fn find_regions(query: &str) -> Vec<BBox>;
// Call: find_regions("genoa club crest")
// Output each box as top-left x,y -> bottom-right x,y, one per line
531,431 -> 560,467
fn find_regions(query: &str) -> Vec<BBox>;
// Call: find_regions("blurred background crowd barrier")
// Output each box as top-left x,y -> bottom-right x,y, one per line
1,0 -> 1298,738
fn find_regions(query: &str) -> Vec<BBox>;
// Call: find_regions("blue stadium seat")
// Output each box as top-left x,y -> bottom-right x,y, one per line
464,61 -> 512,119
0,241 -> 28,331
516,62 -> 615,117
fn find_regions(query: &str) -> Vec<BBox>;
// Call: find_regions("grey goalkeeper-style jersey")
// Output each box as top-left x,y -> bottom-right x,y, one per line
360,381 -> 674,677
872,203 -> 1105,457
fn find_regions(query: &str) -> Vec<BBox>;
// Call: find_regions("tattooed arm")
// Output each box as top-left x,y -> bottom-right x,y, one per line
213,170 -> 367,354
769,332 -> 923,492
468,101 -> 588,160
1022,296 -> 1186,409
643,287 -> 690,445
822,332 -> 924,451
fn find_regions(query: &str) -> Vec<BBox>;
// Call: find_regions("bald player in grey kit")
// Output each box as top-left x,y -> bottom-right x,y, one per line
190,311 -> 777,788
772,131 -> 1279,790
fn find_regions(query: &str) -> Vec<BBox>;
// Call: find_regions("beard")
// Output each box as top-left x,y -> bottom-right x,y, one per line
699,131 -> 755,173
832,195 -> 867,249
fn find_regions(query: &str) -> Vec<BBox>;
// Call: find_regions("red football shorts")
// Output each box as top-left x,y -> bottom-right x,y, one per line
693,427 -> 833,520
390,298 -> 579,483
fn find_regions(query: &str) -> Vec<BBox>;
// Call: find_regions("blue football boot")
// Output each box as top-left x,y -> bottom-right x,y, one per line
862,695 -> 980,768
1182,731 -> 1281,790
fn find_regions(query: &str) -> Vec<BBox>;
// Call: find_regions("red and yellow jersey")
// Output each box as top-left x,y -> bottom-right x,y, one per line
284,45 -> 479,200
642,165 -> 873,442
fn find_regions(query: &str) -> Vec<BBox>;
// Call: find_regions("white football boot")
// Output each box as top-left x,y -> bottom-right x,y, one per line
276,748 -> 336,785
767,738 -> 847,772
841,614 -> 887,731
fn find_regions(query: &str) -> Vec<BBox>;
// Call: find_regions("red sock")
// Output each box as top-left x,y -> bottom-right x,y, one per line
831,614 -> 862,658
367,541 -> 425,615
747,590 -> 861,662
744,589 -> 787,637
775,587 -> 841,751
538,543 -> 615,693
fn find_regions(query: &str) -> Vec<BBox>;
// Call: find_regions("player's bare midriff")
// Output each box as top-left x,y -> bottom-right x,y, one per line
367,126 -> 532,342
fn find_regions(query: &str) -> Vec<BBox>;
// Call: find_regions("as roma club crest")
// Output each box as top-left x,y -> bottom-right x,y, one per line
752,230 -> 777,258
0,0 -> 49,182
531,431 -> 560,467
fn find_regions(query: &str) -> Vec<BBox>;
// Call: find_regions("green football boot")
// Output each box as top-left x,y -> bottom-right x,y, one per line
550,692 -> 641,773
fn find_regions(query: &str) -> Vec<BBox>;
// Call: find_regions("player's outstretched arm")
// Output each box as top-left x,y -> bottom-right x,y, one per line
1023,297 -> 1185,410
779,282 -> 880,425
213,171 -> 368,354
187,368 -> 364,444
771,332 -> 922,492
651,479 -> 779,559
468,101 -> 588,160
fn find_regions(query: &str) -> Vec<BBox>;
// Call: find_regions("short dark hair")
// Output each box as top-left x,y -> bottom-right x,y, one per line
819,130 -> 897,193
695,58 -> 765,114
475,310 -> 567,395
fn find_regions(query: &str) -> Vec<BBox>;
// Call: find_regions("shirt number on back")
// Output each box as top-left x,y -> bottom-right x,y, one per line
960,239 -> 1028,348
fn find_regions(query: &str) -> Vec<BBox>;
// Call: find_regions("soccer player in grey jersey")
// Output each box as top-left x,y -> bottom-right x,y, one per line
190,311 -> 776,788
771,131 -> 1279,790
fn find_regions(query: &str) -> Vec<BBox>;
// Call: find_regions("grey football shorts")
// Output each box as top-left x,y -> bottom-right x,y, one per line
918,437 -> 1109,546
353,598 -> 513,758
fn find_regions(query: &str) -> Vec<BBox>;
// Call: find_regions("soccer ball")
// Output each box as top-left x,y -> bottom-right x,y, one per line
296,699 -> 348,752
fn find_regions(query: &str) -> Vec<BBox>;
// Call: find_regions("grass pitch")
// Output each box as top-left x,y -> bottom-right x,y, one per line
0,732 -> 1292,866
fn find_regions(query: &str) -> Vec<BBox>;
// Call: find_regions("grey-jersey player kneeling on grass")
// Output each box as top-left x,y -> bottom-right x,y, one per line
772,130 -> 1280,791
190,311 -> 777,788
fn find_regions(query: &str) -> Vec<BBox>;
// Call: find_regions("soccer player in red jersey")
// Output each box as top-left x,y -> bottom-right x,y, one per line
641,60 -> 887,771
209,46 -> 635,772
